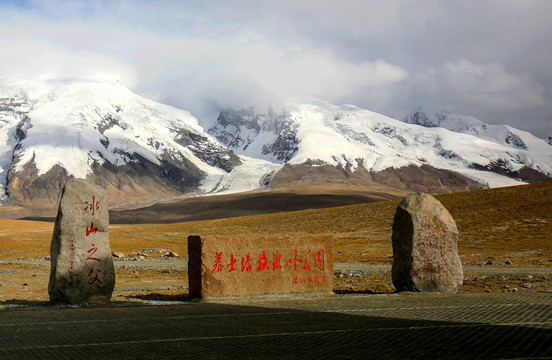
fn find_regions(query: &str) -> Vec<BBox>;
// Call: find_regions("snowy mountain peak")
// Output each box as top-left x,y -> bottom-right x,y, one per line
0,79 -> 246,207
405,107 -> 486,130
210,99 -> 552,188
1,81 -> 551,210
404,108 -> 535,151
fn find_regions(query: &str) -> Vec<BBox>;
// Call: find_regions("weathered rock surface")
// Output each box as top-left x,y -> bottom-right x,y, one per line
48,178 -> 115,304
392,193 -> 463,293
188,235 -> 333,299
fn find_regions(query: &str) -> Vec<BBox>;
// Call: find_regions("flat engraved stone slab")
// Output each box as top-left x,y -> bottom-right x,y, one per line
188,235 -> 334,300
48,179 -> 115,304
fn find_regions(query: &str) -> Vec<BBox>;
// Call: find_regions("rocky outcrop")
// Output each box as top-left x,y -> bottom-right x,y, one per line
209,106 -> 299,162
369,165 -> 485,194
469,162 -> 552,184
6,159 -> 68,208
209,108 -> 262,151
173,128 -> 241,172
4,152 -> 207,208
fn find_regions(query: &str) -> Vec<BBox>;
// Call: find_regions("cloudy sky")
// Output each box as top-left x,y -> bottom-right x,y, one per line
1,0 -> 551,137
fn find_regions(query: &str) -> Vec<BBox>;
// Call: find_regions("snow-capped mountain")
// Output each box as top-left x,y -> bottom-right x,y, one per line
0,78 -> 277,207
404,108 -> 544,151
209,99 -> 552,190
1,78 -> 551,210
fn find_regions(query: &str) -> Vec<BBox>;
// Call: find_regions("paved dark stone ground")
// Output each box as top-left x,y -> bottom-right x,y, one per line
0,292 -> 550,359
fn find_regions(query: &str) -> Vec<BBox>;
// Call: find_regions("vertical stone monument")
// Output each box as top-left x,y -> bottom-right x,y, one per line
392,193 -> 463,293
48,178 -> 115,304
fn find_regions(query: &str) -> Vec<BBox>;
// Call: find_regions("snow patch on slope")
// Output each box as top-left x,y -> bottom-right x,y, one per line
200,156 -> 282,194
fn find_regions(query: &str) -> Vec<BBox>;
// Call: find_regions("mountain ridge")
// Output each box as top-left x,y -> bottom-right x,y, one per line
0,79 -> 550,212
209,99 -> 552,191
0,79 -> 247,207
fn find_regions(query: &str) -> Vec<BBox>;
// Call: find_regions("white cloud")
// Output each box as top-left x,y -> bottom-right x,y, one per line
413,59 -> 546,111
222,43 -> 408,102
124,31 -> 409,122
0,0 -> 551,137
0,4 -> 408,124
0,37 -> 137,87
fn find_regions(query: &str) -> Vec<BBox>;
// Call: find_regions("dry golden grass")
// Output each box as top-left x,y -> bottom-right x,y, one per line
1,182 -> 551,302
0,182 -> 550,266
108,181 -> 552,265
0,220 -> 53,258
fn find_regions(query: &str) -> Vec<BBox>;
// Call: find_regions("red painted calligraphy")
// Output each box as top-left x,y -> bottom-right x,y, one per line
212,251 -> 223,273
83,195 -> 104,286
241,253 -> 252,272
86,244 -> 101,262
210,248 -> 329,288
286,250 -> 298,271
302,249 -> 311,271
69,239 -> 76,285
86,222 -> 98,236
256,250 -> 269,272
272,252 -> 282,271
84,195 -> 100,216
87,268 -> 103,284
227,253 -> 236,272
315,249 -> 325,270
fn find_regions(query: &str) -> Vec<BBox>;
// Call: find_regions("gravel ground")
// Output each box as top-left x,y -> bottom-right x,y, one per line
1,257 -> 551,306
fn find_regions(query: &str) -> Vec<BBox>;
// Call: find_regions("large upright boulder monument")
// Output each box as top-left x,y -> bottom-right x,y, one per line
392,193 -> 463,293
48,178 -> 115,304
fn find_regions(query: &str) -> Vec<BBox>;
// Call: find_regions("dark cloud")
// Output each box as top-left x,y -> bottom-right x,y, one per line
0,0 -> 550,137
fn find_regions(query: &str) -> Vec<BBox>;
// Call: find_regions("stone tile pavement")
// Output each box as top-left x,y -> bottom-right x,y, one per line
0,292 -> 550,359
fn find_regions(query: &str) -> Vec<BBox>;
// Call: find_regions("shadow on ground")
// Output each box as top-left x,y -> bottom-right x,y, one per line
0,299 -> 50,307
0,294 -> 550,359
126,293 -> 195,302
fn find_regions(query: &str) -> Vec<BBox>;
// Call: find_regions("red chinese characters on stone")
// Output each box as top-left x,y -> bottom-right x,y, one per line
84,197 -> 103,286
86,222 -> 98,236
227,253 -> 237,272
210,248 -> 327,284
256,250 -> 269,272
241,253 -> 252,272
286,250 -> 299,271
292,275 -> 326,285
212,251 -> 223,273
86,244 -> 101,262
314,249 -> 325,270
302,249 -> 311,271
69,239 -> 76,285
87,268 -> 103,284
84,195 -> 100,216
272,252 -> 282,271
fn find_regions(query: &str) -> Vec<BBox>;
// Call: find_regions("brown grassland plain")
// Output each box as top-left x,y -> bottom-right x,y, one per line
0,181 -> 551,302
